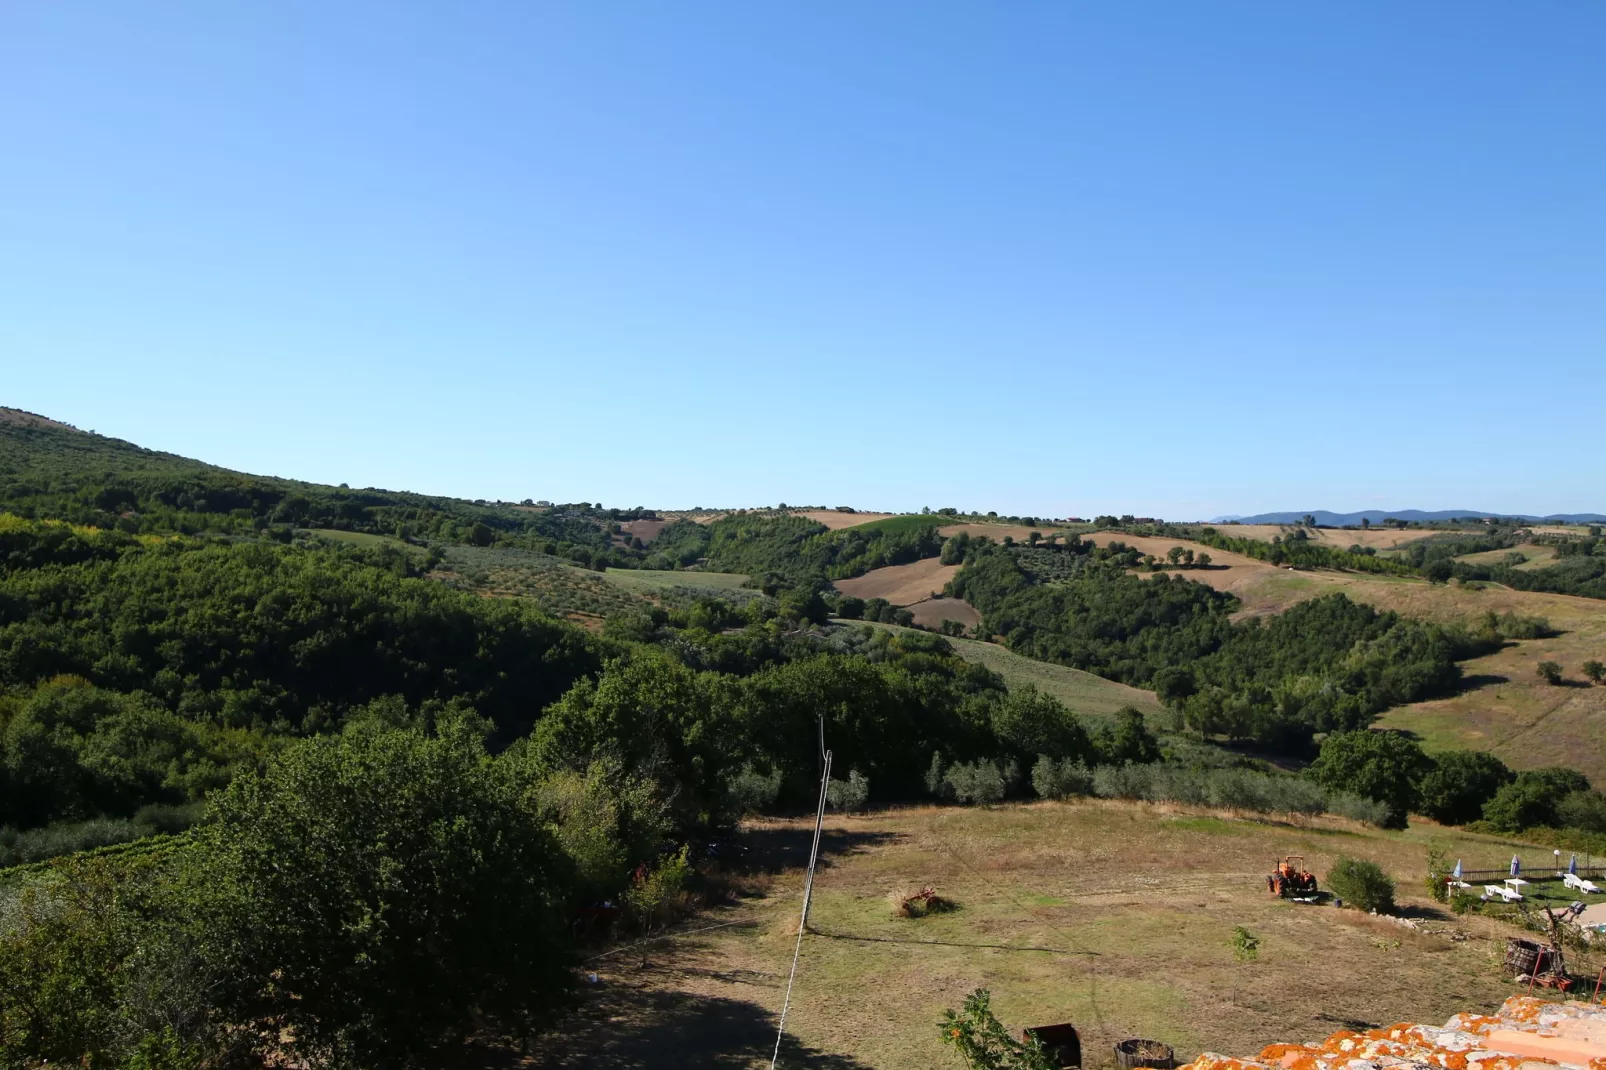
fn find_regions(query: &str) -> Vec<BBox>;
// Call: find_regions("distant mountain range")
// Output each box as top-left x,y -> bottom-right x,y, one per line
1212,509 -> 1606,526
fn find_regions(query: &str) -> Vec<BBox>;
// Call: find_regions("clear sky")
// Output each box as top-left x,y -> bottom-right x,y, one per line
4,3 -> 1602,520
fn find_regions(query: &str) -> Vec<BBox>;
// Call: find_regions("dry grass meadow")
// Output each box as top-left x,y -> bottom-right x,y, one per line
531,801 -> 1568,1070
1222,525 -> 1464,551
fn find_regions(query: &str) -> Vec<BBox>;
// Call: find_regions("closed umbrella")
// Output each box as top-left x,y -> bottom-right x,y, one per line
1511,855 -> 1521,877
1571,855 -> 1579,875
1453,859 -> 1464,880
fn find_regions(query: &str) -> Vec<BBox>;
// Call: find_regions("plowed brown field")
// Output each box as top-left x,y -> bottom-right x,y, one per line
833,558 -> 960,606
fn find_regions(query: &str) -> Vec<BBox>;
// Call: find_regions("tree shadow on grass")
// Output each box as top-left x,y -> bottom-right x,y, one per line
502,983 -> 875,1069
723,824 -> 905,877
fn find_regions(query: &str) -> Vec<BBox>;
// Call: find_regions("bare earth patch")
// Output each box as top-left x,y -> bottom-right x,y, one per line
531,803 -> 1540,1069
0,407 -> 78,431
833,558 -> 962,607
788,509 -> 900,530
617,518 -> 667,544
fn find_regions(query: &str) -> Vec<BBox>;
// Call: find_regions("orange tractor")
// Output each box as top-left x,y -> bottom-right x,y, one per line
1267,855 -> 1318,898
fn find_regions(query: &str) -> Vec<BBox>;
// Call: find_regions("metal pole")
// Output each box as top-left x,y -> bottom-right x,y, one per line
770,749 -> 832,1070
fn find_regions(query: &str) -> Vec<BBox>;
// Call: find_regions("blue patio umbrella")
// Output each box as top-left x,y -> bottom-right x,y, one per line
1452,859 -> 1464,880
1511,855 -> 1521,877
1570,855 -> 1579,875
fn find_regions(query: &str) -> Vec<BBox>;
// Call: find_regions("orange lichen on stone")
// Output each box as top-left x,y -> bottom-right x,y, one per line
1183,993 -> 1606,1070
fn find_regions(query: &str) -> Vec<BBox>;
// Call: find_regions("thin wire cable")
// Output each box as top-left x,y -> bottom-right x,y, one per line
770,749 -> 832,1070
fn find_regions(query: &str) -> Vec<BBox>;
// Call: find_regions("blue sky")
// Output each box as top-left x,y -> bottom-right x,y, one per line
4,3 -> 1602,520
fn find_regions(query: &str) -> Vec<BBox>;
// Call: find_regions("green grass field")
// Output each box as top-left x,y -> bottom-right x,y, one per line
307,528 -> 420,552
850,621 -> 1162,719
603,568 -> 752,591
839,514 -> 952,535
536,800 -> 1572,1069
1453,544 -> 1560,571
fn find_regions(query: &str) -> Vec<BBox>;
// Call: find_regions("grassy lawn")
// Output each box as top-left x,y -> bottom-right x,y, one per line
536,801 -> 1578,1069
603,568 -> 752,591
849,621 -> 1161,719
1454,544 -> 1560,571
307,528 -> 419,552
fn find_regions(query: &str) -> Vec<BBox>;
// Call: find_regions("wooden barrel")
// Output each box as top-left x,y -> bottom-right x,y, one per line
1115,1038 -> 1176,1070
1025,1024 -> 1081,1069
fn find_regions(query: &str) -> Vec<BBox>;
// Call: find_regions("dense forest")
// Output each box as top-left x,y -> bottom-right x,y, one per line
945,534 -> 1514,753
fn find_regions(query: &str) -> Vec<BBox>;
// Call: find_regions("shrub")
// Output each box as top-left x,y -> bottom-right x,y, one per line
624,845 -> 695,934
889,885 -> 958,918
728,766 -> 783,815
1557,789 -> 1606,833
938,988 -> 1057,1070
1324,792 -> 1391,826
1326,856 -> 1396,912
925,752 -> 948,798
1230,925 -> 1260,961
1032,755 -> 1094,800
827,769 -> 871,812
1537,661 -> 1563,685
945,761 -> 1006,805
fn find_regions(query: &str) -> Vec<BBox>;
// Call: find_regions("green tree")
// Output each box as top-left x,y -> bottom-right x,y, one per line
1416,750 -> 1512,826
533,652 -> 742,833
193,723 -> 575,1068
1099,707 -> 1162,766
1306,731 -> 1430,828
1537,660 -> 1563,685
1166,546 -> 1185,566
467,522 -> 495,547
1482,767 -> 1592,832
989,686 -> 1092,766
1583,660 -> 1605,685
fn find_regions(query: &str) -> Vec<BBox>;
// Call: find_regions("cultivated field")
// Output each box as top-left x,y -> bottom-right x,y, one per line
1453,544 -> 1559,571
938,522 -> 1073,543
432,545 -> 649,625
617,518 -> 668,544
906,597 -> 982,631
790,509 -> 900,530
833,558 -> 962,607
603,568 -> 752,593
534,801 -> 1559,1069
1081,532 -> 1294,615
849,621 -> 1162,720
1221,525 -> 1462,551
